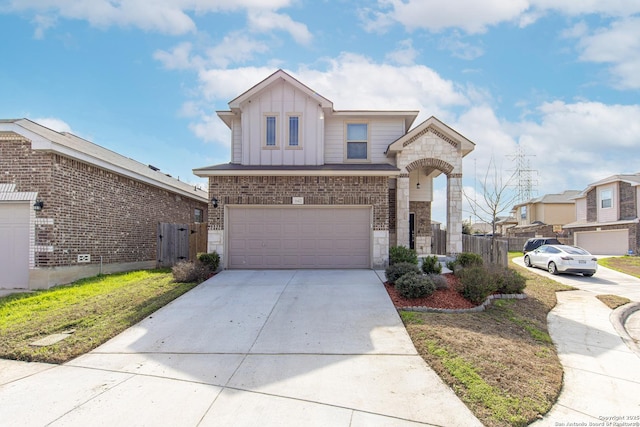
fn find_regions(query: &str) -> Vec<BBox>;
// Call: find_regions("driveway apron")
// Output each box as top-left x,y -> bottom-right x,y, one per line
512,259 -> 640,426
0,270 -> 481,427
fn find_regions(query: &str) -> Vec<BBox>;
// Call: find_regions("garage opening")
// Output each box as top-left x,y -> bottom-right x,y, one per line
227,206 -> 371,269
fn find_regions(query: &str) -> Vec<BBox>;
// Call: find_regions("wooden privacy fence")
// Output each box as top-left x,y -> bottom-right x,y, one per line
462,234 -> 509,267
157,222 -> 208,268
431,225 -> 447,255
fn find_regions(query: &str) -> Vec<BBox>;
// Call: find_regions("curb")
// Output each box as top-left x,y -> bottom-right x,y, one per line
610,301 -> 640,358
398,293 -> 528,314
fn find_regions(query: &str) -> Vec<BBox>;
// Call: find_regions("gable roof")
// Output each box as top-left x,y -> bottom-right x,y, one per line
385,116 -> 475,157
218,69 -> 419,130
513,190 -> 581,208
576,173 -> 640,198
0,118 -> 208,202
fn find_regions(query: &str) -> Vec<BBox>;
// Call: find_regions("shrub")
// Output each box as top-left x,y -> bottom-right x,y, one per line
456,252 -> 484,267
395,272 -> 436,299
172,261 -> 210,283
385,262 -> 421,284
491,265 -> 526,294
389,246 -> 418,265
428,274 -> 449,290
455,265 -> 498,304
421,255 -> 442,274
197,252 -> 220,272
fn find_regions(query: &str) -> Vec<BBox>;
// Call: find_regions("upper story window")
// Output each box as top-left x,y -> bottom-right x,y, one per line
520,205 -> 527,219
288,115 -> 301,147
600,189 -> 613,209
264,114 -> 278,147
346,123 -> 368,160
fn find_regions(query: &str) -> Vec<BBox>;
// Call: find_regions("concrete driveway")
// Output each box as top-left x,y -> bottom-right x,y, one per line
511,258 -> 640,426
0,270 -> 481,426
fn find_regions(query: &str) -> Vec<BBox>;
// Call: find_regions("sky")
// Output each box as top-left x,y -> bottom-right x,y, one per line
1,0 -> 640,226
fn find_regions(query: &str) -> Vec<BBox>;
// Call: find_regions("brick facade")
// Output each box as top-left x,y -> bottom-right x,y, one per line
208,175 -> 389,230
619,182 -> 636,220
586,188 -> 597,222
0,133 -> 207,287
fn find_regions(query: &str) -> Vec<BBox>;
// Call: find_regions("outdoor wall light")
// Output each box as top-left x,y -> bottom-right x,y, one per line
416,182 -> 421,189
211,197 -> 219,208
33,200 -> 44,211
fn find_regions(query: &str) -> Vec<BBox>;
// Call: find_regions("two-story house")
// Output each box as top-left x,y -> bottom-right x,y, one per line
563,173 -> 640,255
193,70 -> 475,269
508,190 -> 580,238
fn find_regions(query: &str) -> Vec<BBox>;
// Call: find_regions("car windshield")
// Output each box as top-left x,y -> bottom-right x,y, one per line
558,245 -> 590,255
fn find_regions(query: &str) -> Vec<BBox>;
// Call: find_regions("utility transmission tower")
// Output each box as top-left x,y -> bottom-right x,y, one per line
507,146 -> 538,204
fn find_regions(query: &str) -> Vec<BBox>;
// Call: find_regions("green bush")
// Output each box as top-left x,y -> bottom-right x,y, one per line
456,252 -> 484,267
172,261 -> 211,283
491,265 -> 526,294
389,246 -> 418,265
197,252 -> 220,272
428,273 -> 449,290
455,265 -> 498,304
395,272 -> 436,299
421,255 -> 443,274
385,262 -> 421,284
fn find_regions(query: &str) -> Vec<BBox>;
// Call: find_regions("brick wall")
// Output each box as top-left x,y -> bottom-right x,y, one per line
409,201 -> 431,236
1,136 -> 207,268
586,188 -> 597,222
208,175 -> 389,230
619,181 -> 636,220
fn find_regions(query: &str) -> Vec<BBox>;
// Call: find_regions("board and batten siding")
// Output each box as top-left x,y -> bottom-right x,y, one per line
239,79 -> 324,166
324,117 -> 405,164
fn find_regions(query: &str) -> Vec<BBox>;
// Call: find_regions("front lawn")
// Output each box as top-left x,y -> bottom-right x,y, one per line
599,256 -> 640,279
0,270 -> 198,364
401,253 -> 574,427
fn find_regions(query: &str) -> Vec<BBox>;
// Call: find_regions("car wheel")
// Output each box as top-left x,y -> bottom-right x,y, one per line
583,272 -> 594,277
524,255 -> 532,267
548,262 -> 558,275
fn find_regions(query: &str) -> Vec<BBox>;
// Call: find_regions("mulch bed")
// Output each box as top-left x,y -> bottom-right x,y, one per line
384,273 -> 478,310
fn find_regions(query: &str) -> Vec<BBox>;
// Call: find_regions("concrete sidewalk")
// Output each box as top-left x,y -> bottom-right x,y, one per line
511,258 -> 640,425
0,270 -> 481,427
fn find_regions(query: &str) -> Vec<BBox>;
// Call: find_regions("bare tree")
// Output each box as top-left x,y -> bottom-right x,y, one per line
464,156 -> 519,262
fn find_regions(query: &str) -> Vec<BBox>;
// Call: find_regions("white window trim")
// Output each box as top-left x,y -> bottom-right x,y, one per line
286,113 -> 303,150
600,188 -> 613,209
520,206 -> 527,220
344,121 -> 370,162
263,113 -> 280,149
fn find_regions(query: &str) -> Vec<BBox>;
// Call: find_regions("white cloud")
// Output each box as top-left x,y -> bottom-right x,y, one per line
571,17 -> 640,89
32,117 -> 73,133
6,0 -> 295,36
363,0 -> 530,34
206,33 -> 271,68
154,42 -> 201,70
247,10 -> 312,45
385,39 -> 419,65
438,33 -> 485,60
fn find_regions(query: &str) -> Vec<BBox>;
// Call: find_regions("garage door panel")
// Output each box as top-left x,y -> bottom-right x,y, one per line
228,206 -> 371,269
576,230 -> 628,255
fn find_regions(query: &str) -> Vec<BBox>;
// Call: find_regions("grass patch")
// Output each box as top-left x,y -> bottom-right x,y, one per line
599,256 -> 640,279
596,294 -> 631,309
400,252 -> 568,426
0,269 -> 198,363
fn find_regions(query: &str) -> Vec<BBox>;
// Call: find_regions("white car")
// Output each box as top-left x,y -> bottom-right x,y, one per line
523,244 -> 598,277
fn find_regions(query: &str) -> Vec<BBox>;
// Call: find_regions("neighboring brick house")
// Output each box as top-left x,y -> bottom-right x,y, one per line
0,119 -> 208,290
563,173 -> 640,255
508,190 -> 580,238
193,70 -> 475,269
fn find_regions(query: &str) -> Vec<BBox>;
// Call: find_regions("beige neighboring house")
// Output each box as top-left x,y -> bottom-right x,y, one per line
564,173 -> 640,255
194,69 -> 475,269
495,215 -> 517,235
0,119 -> 208,290
508,190 -> 580,237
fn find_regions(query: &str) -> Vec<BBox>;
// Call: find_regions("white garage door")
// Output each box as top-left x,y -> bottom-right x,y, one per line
0,202 -> 30,288
228,206 -> 371,269
576,229 -> 628,255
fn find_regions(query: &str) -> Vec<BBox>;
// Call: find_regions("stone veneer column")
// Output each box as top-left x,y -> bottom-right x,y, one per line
447,174 -> 463,254
396,174 -> 410,248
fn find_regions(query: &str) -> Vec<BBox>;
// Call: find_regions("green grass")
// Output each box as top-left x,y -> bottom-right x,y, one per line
0,269 -> 198,363
598,256 -> 640,279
